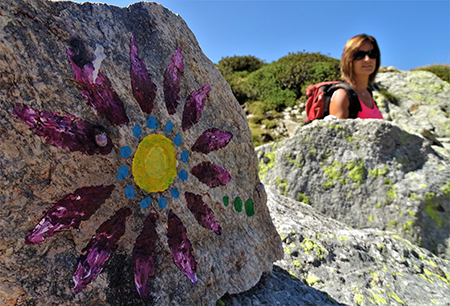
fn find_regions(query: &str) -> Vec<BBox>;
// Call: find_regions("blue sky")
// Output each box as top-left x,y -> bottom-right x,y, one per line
71,0 -> 449,71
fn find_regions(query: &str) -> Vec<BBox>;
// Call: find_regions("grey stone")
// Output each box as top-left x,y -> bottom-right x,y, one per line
0,0 -> 282,305
219,187 -> 450,306
257,118 -> 450,259
375,71 -> 450,138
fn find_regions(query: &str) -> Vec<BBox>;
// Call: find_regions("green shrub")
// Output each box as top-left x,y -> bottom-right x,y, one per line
378,66 -> 400,73
219,52 -> 341,112
245,64 -> 297,112
413,64 -> 450,84
276,52 -> 341,98
378,88 -> 399,105
223,71 -> 251,104
261,119 -> 277,129
217,55 -> 266,76
248,114 -> 265,125
246,101 -> 266,116
251,133 -> 263,147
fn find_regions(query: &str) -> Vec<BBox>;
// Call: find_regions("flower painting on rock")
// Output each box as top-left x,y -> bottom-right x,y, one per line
1,2 -> 283,305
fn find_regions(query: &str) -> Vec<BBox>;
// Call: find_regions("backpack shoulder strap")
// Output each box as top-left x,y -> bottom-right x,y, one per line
327,83 -> 361,119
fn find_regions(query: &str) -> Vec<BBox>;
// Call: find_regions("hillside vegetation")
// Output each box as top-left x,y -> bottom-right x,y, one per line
217,53 -> 340,111
217,53 -> 340,146
217,54 -> 450,146
413,64 -> 450,83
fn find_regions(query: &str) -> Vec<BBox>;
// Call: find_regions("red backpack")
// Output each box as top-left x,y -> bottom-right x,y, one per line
304,81 -> 364,124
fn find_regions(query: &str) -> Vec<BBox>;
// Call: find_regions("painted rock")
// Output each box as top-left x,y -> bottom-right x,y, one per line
0,0 -> 283,305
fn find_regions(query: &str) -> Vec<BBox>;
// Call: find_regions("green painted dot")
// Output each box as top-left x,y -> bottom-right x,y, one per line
245,198 -> 255,216
223,196 -> 229,207
234,196 -> 243,212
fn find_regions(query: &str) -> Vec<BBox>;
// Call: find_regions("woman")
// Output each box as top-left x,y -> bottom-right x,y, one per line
329,34 -> 383,119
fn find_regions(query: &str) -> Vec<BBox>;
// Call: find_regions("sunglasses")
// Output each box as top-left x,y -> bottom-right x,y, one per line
353,49 -> 378,61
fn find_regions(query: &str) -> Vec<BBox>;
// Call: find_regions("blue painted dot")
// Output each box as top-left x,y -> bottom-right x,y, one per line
165,121 -> 174,133
117,165 -> 129,180
133,125 -> 142,137
174,133 -> 182,146
140,197 -> 152,209
120,146 -> 132,158
181,150 -> 189,163
178,169 -> 188,181
125,185 -> 135,199
147,116 -> 159,129
158,197 -> 167,209
171,188 -> 180,199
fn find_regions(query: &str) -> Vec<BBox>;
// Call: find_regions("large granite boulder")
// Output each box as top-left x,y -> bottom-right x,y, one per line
257,118 -> 450,259
219,187 -> 450,305
0,0 -> 282,305
374,70 -> 450,152
217,186 -> 450,306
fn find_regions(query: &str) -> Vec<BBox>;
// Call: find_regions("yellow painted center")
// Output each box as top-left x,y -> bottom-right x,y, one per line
132,134 -> 177,193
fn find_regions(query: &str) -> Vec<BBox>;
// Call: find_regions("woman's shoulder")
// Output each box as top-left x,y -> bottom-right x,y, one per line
329,88 -> 350,119
331,88 -> 350,103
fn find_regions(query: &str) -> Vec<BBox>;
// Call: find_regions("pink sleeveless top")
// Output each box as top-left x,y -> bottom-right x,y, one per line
357,97 -> 383,119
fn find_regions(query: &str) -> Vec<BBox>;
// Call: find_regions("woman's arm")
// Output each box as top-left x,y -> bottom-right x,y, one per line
329,88 -> 350,119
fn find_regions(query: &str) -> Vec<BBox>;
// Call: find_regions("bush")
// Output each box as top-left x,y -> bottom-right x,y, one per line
413,64 -> 450,84
219,52 -> 341,112
275,52 -> 341,98
378,66 -> 400,73
246,101 -> 266,116
217,55 -> 266,76
251,133 -> 263,147
245,64 -> 297,112
378,88 -> 399,105
223,71 -> 251,104
261,119 -> 277,129
248,114 -> 265,125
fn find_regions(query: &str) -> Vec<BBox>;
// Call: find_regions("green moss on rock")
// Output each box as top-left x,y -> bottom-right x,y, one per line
424,193 -> 443,227
441,181 -> 450,196
305,274 -> 321,286
301,237 -> 327,259
388,292 -> 404,305
370,291 -> 387,305
298,192 -> 310,204
348,160 -> 365,187
275,176 -> 288,196
322,161 -> 348,189
369,166 -> 389,178
387,185 -> 397,199
259,151 -> 276,180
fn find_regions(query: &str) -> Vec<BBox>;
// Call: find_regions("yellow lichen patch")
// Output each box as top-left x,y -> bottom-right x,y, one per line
133,134 -> 177,193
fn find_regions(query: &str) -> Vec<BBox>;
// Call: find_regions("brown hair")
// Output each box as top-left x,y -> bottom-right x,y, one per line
340,34 -> 381,85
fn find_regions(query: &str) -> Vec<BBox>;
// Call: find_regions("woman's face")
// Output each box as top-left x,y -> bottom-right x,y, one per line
352,41 -> 377,77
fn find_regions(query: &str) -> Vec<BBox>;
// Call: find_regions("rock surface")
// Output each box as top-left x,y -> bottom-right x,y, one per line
0,1 -> 282,305
257,118 -> 450,259
221,187 -> 450,306
373,70 -> 450,157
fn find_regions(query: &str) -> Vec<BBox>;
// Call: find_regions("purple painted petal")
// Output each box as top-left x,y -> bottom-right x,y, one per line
182,85 -> 211,131
24,185 -> 115,244
185,192 -> 221,235
73,207 -> 132,294
13,104 -> 113,156
167,210 -> 197,284
133,212 -> 159,298
191,161 -> 231,188
130,36 -> 157,115
163,47 -> 184,115
67,48 -> 129,126
191,128 -> 233,154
